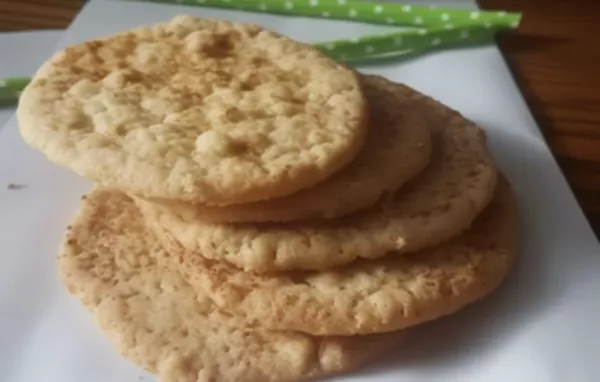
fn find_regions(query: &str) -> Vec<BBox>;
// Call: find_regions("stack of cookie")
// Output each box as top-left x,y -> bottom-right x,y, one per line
17,15 -> 518,382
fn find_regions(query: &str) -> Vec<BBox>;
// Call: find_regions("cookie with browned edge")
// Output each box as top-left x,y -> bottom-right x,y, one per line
163,176 -> 518,336
58,189 -> 403,382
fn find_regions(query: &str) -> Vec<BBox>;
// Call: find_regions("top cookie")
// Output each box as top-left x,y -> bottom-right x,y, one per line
17,15 -> 367,205
151,75 -> 432,223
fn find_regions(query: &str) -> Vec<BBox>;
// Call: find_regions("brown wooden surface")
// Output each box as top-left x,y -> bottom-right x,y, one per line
2,0 -> 600,235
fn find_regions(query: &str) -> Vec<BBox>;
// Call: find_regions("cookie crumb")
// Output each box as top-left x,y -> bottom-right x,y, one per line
7,183 -> 27,190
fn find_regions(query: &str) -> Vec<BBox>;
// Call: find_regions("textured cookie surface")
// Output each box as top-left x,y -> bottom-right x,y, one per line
18,15 -> 367,205
58,190 -> 401,382
137,87 -> 498,272
166,176 -> 518,336
154,75 -> 432,223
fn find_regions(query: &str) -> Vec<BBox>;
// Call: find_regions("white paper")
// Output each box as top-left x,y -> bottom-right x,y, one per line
1,1 -> 600,381
0,31 -> 64,127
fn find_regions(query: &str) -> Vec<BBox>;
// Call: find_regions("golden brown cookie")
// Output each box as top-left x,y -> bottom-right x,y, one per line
137,88 -> 498,273
18,15 -> 367,205
163,176 -> 518,336
58,189 -> 402,382
152,75 -> 432,223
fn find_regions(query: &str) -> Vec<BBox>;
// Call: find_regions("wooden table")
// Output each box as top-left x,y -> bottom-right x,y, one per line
2,0 -> 600,235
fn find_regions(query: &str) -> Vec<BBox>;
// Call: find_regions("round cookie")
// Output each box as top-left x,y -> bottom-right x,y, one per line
165,176 -> 518,336
18,15 -> 367,205
153,75 -> 432,223
58,189 -> 403,382
137,88 -> 498,273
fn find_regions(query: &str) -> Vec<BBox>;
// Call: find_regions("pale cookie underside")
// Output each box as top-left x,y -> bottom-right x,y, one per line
18,15 -> 367,205
167,176 -> 518,336
153,75 -> 432,223
58,190 -> 401,382
138,87 -> 498,273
